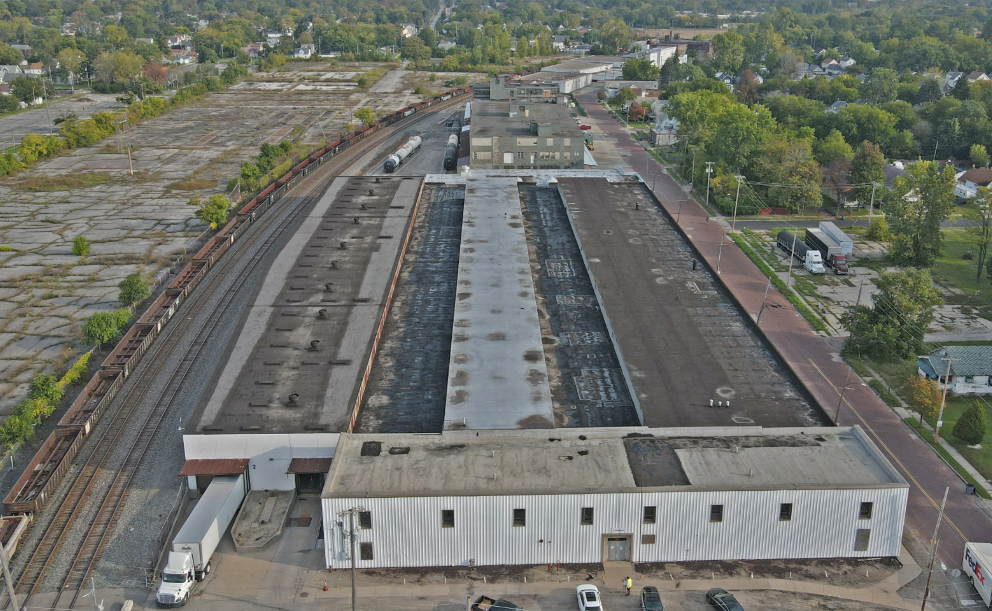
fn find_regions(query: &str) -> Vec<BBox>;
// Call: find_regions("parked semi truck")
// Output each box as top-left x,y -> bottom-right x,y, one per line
818,221 -> 853,255
156,474 -> 246,607
777,230 -> 825,274
805,229 -> 849,275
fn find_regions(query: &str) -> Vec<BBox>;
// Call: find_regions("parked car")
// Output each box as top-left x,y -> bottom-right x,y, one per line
576,585 -> 603,611
640,586 -> 663,611
471,595 -> 522,611
580,125 -> 592,130
705,588 -> 743,611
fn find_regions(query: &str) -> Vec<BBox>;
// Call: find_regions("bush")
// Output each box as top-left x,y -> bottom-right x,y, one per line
28,374 -> 64,405
953,401 -> 987,445
963,251 -> 974,260
82,308 -> 132,346
72,235 -> 91,256
866,217 -> 891,241
189,194 -> 230,229
58,351 -> 91,388
0,413 -> 34,446
118,272 -> 150,305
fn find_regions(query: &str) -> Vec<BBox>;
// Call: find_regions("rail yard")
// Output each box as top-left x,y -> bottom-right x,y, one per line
0,88 -> 471,609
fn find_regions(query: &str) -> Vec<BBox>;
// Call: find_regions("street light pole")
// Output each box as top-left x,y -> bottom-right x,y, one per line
717,230 -> 726,275
755,276 -> 772,325
731,175 -> 744,233
705,161 -> 714,208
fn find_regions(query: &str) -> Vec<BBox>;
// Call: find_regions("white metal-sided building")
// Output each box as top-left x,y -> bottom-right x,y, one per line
321,426 -> 908,569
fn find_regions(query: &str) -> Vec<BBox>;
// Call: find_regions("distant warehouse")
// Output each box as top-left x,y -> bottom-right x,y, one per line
322,426 -> 907,568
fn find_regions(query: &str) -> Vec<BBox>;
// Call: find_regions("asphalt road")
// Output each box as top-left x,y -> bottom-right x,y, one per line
577,89 -> 992,569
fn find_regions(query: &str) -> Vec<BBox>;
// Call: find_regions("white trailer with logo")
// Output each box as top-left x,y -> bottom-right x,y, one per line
964,542 -> 992,607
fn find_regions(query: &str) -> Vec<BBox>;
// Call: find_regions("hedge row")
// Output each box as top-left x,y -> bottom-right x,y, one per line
0,351 -> 92,448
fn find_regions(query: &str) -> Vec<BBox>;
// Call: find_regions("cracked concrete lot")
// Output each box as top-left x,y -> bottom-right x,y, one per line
0,61 -> 445,414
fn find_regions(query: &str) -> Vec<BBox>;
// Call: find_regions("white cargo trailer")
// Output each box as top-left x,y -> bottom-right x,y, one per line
157,474 -> 246,606
818,221 -> 853,255
964,542 -> 992,607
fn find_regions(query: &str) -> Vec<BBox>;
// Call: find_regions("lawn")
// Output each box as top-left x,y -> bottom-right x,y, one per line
853,353 -> 992,483
931,229 -> 992,319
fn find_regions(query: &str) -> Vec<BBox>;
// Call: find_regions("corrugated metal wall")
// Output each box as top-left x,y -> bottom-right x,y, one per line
322,487 -> 907,568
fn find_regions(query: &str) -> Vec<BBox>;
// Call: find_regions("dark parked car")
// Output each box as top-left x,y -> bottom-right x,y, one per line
705,588 -> 743,611
640,586 -> 664,611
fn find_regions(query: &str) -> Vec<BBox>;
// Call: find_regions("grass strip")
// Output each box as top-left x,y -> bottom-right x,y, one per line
867,379 -> 901,407
11,173 -> 114,191
729,233 -> 829,333
905,418 -> 991,499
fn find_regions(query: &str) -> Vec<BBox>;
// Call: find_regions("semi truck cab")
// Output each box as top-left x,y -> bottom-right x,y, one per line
157,552 -> 196,607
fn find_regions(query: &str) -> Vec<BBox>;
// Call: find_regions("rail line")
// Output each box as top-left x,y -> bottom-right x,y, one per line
1,95 -> 468,611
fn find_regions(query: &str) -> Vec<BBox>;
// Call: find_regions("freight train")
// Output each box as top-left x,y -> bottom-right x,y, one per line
384,136 -> 422,173
0,85 -> 473,529
443,134 -> 459,171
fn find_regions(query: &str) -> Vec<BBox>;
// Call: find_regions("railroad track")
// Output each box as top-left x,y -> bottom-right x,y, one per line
3,96 -> 467,611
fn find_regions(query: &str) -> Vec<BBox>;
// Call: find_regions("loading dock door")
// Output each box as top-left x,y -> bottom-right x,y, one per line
605,536 -> 631,561
288,458 -> 333,495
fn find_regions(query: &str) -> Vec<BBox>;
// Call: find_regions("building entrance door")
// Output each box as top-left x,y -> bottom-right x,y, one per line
605,536 -> 631,561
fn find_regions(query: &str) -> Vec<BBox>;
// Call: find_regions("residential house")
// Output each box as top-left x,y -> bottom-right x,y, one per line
821,58 -> 840,70
736,72 -> 764,85
882,162 -> 907,188
839,56 -> 857,69
918,346 -> 992,395
565,45 -> 591,56
438,39 -> 457,52
10,44 -> 30,60
944,71 -> 964,94
969,71 -> 990,83
61,24 -> 77,36
264,32 -> 283,47
713,71 -> 735,88
651,107 -> 680,146
0,65 -> 23,78
552,36 -> 568,51
954,167 -> 992,199
136,37 -> 155,44
401,24 -> 418,38
242,42 -> 265,58
168,34 -> 192,49
169,49 -> 196,65
23,62 -> 43,76
292,44 -> 315,59
826,100 -> 849,113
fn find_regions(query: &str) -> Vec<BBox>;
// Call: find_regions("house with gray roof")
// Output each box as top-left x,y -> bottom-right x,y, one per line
917,346 -> 992,395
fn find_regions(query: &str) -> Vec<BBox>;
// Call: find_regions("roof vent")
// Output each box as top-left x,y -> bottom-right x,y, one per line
388,447 -> 411,455
361,441 -> 383,456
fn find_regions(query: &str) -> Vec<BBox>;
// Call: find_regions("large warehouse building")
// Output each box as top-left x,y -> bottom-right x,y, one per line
178,168 -> 908,571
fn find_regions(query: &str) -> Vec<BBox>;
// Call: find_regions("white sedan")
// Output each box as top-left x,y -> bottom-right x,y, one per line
576,585 -> 603,611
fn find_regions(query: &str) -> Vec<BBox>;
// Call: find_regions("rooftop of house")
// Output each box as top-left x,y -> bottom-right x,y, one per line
918,345 -> 992,377
323,426 -> 907,498
959,167 -> 992,185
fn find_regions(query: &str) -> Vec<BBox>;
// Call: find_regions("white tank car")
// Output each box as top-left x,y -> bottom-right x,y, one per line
384,136 -> 422,173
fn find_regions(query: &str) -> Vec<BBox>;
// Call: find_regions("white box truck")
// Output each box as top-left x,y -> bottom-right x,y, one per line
156,474 -> 246,607
964,542 -> 992,607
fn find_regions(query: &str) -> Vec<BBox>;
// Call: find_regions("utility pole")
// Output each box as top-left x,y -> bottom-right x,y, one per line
934,355 -> 960,446
867,182 -> 877,229
705,161 -> 714,208
785,230 -> 797,293
731,175 -> 744,233
339,506 -> 365,611
717,230 -> 726,275
0,538 -> 19,611
755,276 -> 772,325
921,487 -> 949,611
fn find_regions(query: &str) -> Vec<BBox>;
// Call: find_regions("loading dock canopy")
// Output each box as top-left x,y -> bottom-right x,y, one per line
288,458 -> 333,474
179,458 -> 249,477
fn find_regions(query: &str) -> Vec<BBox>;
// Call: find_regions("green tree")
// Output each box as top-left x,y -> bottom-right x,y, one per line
622,57 -> 659,81
887,160 -> 957,266
953,401 -> 987,445
189,194 -> 231,230
355,107 -> 375,126
832,106 -> 897,151
849,141 -> 886,207
842,269 -> 943,362
969,186 -> 992,282
57,48 -> 83,92
712,30 -> 744,74
599,19 -> 631,54
418,27 -> 437,51
757,133 -> 822,212
866,217 -> 891,241
952,76 -> 972,101
118,272 -> 150,305
28,373 -> 63,405
240,162 -> 260,190
613,87 -> 636,106
971,144 -> 990,168
903,375 -> 942,423
657,56 -> 680,89
72,235 -> 91,257
861,67 -> 899,105
917,79 -> 943,105
401,36 -> 430,67
82,308 -> 132,346
814,129 -> 854,166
